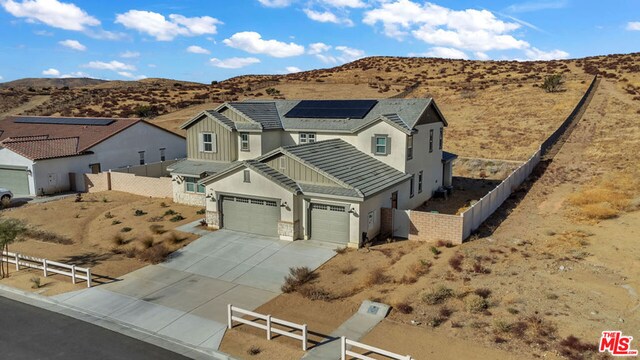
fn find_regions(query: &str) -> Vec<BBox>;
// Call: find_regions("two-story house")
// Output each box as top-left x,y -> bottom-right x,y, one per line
168,99 -> 456,247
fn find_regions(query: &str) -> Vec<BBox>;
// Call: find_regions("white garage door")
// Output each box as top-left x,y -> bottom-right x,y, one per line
221,196 -> 280,237
310,203 -> 350,243
0,165 -> 30,195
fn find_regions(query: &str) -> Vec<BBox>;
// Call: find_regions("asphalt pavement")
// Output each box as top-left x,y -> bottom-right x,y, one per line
0,296 -> 189,360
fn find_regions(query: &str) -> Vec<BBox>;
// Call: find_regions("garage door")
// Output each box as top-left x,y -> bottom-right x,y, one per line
221,196 -> 280,237
0,165 -> 29,195
310,203 -> 349,243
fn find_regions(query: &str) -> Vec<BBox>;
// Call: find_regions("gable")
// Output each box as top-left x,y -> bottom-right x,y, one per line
185,114 -> 237,161
219,106 -> 253,123
265,154 -> 342,187
414,101 -> 448,127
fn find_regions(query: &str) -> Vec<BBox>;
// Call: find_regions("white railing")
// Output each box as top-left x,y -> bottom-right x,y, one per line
1,251 -> 92,288
341,337 -> 412,360
227,304 -> 308,351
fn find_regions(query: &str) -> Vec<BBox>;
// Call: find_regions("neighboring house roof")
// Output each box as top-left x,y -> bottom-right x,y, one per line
442,151 -> 458,163
167,159 -> 237,177
1,137 -> 80,160
227,102 -> 283,130
180,111 -> 236,131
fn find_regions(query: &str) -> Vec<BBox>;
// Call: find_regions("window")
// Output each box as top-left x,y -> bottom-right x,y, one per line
299,132 -> 316,144
201,132 -> 216,153
243,170 -> 250,183
410,174 -> 415,198
185,177 -> 205,194
159,148 -> 166,162
429,129 -> 434,153
374,135 -> 388,155
439,127 -> 443,150
240,133 -> 250,151
279,157 -> 287,169
407,135 -> 413,160
138,151 -> 145,165
418,171 -> 423,193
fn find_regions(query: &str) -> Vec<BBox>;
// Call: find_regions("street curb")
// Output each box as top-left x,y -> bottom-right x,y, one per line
0,285 -> 235,360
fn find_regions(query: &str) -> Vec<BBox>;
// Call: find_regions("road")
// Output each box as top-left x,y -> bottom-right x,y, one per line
0,296 -> 190,360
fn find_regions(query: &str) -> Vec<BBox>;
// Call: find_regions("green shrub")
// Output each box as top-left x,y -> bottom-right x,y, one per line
423,286 -> 454,305
465,294 -> 489,313
169,214 -> 185,222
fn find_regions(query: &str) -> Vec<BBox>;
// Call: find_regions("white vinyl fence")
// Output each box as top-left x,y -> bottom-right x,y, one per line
1,251 -> 92,288
227,304 -> 308,351
341,337 -> 413,360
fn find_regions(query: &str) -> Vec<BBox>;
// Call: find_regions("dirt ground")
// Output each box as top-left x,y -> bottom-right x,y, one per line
416,177 -> 502,215
219,78 -> 640,360
0,191 -> 204,295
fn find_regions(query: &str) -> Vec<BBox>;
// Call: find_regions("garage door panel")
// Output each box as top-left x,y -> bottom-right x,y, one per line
310,203 -> 349,243
222,196 -> 279,237
0,166 -> 29,195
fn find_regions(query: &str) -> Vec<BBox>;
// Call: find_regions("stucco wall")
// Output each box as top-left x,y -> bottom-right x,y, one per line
33,155 -> 93,195
84,172 -> 172,198
237,132 -> 263,160
358,180 -> 411,241
405,122 -> 444,209
0,148 -> 35,195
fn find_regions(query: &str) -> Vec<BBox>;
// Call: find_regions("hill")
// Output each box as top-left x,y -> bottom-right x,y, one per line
0,77 -> 108,89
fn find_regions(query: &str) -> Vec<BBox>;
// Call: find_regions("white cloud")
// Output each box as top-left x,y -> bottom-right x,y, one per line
423,46 -> 468,59
308,42 -> 331,55
120,51 -> 140,58
627,22 -> 640,31
1,0 -> 100,31
223,31 -> 305,58
506,0 -> 569,13
209,57 -> 261,69
286,66 -> 302,73
309,43 -> 364,64
117,71 -> 146,80
0,75 -> 3,80
523,47 -> 569,60
60,71 -> 90,78
257,0 -> 293,7
58,39 -> 86,51
335,46 -> 364,62
474,51 -> 490,60
115,10 -> 221,41
34,29 -> 53,36
42,68 -> 60,76
148,64 -> 157,68
320,0 -> 365,8
83,60 -> 136,71
303,9 -> 353,26
186,45 -> 210,54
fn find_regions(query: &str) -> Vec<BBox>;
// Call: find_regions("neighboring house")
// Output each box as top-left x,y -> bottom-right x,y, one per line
0,116 -> 185,196
169,99 -> 457,247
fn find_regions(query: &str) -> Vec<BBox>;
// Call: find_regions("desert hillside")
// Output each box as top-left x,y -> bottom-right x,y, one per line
2,53 -> 639,161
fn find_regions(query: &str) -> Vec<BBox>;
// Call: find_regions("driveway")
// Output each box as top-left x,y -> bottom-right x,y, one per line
53,229 -> 336,355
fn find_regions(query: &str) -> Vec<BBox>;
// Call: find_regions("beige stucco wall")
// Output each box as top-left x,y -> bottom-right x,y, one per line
405,122 -> 444,209
185,115 -> 237,162
237,132 -> 263,160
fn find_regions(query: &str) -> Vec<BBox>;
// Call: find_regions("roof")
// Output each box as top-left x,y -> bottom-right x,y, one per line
227,102 -> 283,130
167,159 -> 237,177
277,139 -> 411,198
0,115 -> 183,161
180,111 -> 236,131
442,151 -> 458,163
245,160 -> 301,194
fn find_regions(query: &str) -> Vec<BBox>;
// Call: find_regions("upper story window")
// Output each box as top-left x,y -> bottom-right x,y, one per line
240,133 -> 250,151
373,135 -> 390,155
410,174 -> 415,198
439,127 -> 443,150
429,129 -> 434,153
138,151 -> 145,165
407,135 -> 413,160
418,171 -> 423,193
160,148 -> 166,162
300,132 -> 316,144
185,177 -> 205,194
200,132 -> 216,153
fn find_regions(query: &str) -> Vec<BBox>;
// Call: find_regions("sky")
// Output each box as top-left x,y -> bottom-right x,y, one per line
0,0 -> 638,83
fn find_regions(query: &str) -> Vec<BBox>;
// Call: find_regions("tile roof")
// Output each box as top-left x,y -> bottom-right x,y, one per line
280,139 -> 410,198
167,159 -> 237,177
298,183 -> 361,198
245,160 -> 301,194
204,111 -> 236,130
227,102 -> 283,130
0,116 -> 145,160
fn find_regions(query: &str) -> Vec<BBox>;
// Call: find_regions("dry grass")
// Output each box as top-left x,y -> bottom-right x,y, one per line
365,267 -> 390,286
137,243 -> 170,264
281,266 -> 316,293
567,173 -> 640,220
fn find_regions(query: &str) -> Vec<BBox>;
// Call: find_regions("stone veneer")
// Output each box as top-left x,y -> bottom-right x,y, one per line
206,210 -> 221,229
278,221 -> 294,240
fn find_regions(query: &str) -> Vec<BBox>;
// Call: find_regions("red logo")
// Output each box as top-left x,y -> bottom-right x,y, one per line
600,331 -> 638,356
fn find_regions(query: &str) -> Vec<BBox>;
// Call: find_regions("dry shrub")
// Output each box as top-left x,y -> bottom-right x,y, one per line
23,229 -> 73,245
299,285 -> 335,301
524,315 -> 556,338
449,253 -> 464,272
423,286 -> 454,305
557,335 -> 598,360
137,243 -> 170,264
334,246 -> 348,254
139,235 -> 154,249
149,224 -> 166,234
394,302 -> 413,314
400,260 -> 431,284
465,294 -> 489,313
340,264 -> 357,275
474,288 -> 492,299
578,203 -> 619,220
568,174 -> 640,219
111,234 -> 127,247
281,266 -> 316,293
163,231 -> 186,245
366,267 -> 389,286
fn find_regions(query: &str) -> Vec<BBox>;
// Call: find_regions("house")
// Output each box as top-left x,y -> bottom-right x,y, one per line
169,99 -> 456,247
0,116 -> 186,196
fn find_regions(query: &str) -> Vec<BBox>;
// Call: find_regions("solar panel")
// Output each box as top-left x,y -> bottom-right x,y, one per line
13,117 -> 115,126
284,100 -> 377,119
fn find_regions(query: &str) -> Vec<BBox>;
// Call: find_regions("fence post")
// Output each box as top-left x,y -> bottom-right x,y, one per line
341,336 -> 347,360
86,268 -> 92,288
302,324 -> 308,351
71,265 -> 76,284
227,304 -> 233,329
15,253 -> 20,271
43,259 -> 48,277
266,315 -> 272,340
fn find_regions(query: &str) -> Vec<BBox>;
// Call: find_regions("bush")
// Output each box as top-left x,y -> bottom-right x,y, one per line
104,212 -> 114,219
121,227 -> 132,233
149,224 -> 166,234
160,202 -> 169,208
465,294 -> 489,313
281,266 -> 316,293
164,231 -> 185,245
112,234 -> 127,246
449,253 -> 464,272
23,229 -> 73,245
30,276 -> 42,289
164,209 -> 177,216
423,286 -> 454,305
139,235 -> 154,249
196,208 -> 206,215
137,243 -> 170,264
169,214 -> 185,222
334,246 -> 348,254
542,74 -> 563,93
134,209 -> 147,216
299,285 -> 334,301
474,288 -> 492,299
366,267 -> 389,286
111,220 -> 122,225
430,246 -> 441,256
340,264 -> 357,275
247,345 -> 261,356
394,302 -> 413,314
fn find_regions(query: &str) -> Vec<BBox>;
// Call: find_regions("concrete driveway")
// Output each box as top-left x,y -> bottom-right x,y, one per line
53,229 -> 336,355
